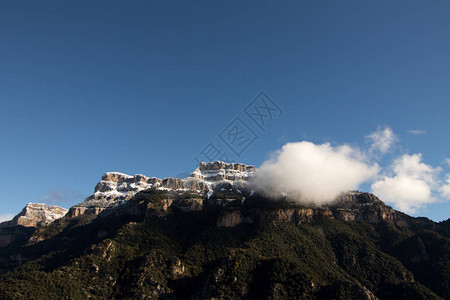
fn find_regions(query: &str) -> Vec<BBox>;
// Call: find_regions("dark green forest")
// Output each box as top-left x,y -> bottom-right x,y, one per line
0,190 -> 449,299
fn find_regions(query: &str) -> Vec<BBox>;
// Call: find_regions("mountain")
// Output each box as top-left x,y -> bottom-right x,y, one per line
0,162 -> 254,247
0,204 -> 68,248
68,161 -> 254,218
0,162 -> 449,299
0,203 -> 67,228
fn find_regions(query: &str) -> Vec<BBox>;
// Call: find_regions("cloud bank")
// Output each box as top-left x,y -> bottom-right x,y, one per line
371,154 -> 441,213
251,141 -> 379,204
251,127 -> 450,215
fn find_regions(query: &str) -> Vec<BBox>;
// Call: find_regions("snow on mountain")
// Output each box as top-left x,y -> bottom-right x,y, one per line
0,162 -> 256,226
0,203 -> 68,228
68,162 -> 255,216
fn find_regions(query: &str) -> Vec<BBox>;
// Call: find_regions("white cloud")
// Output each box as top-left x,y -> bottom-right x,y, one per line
392,153 -> 439,182
252,141 -> 379,204
439,175 -> 450,199
367,127 -> 397,154
251,127 -> 449,215
407,129 -> 427,135
371,154 -> 441,213
0,214 -> 14,223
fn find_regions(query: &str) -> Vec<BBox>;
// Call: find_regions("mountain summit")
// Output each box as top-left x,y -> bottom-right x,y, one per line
0,203 -> 67,228
69,161 -> 255,217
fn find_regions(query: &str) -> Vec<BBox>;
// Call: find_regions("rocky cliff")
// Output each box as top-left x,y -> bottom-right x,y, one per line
68,161 -> 255,217
0,161 -> 255,231
0,203 -> 68,228
1,162 -> 448,299
1,186 -> 448,299
0,161 -> 420,230
0,204 -> 68,248
215,192 -> 411,228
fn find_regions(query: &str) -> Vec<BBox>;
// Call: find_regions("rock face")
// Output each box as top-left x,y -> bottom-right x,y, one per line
92,162 -> 254,203
2,161 -> 418,232
0,203 -> 68,228
171,197 -> 204,212
69,161 -> 255,217
190,162 -> 255,181
216,192 -> 408,228
0,204 -> 68,248
91,172 -> 163,202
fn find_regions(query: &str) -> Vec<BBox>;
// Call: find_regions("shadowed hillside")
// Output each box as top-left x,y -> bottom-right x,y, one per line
0,189 -> 448,299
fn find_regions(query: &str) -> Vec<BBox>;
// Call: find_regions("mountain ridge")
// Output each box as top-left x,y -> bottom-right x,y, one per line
0,162 -> 449,299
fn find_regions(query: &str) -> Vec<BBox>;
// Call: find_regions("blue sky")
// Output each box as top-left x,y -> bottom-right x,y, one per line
1,1 -> 450,221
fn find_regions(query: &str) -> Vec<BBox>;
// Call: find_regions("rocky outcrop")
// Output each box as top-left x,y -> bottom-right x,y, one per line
171,197 -> 203,212
90,172 -> 163,202
216,209 -> 244,227
216,192 -> 412,228
67,206 -> 106,218
190,162 -> 255,181
91,162 -> 254,204
71,181 -> 416,230
72,161 -> 255,217
0,204 -> 68,247
217,207 -> 328,227
3,162 -> 416,232
0,226 -> 35,248
0,204 -> 68,228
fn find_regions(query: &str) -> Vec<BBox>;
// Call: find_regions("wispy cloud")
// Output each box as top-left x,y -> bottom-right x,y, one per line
440,174 -> 450,199
367,127 -> 397,154
407,129 -> 427,136
41,188 -> 84,207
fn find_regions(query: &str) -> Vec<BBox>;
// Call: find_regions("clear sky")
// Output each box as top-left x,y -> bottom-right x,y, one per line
1,1 -> 449,221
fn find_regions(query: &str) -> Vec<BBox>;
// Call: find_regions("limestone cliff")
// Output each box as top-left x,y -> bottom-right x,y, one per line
0,203 -> 68,228
68,161 -> 255,217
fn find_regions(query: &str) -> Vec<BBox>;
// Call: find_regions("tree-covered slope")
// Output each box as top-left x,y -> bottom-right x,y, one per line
0,190 -> 448,299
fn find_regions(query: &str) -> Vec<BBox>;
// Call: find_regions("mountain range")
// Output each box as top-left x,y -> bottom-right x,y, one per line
0,161 -> 449,299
